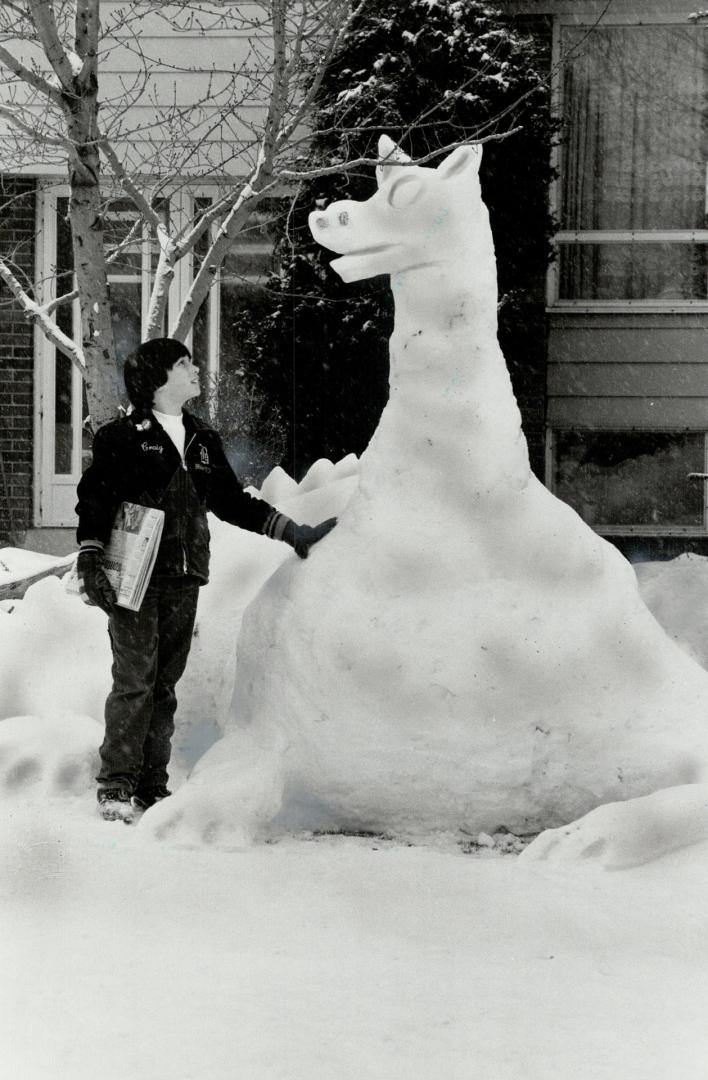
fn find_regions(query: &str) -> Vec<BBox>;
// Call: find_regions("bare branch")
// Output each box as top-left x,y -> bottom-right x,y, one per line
0,255 -> 85,372
42,287 -> 78,316
173,189 -> 246,260
27,0 -> 78,92
105,216 -> 144,265
0,1 -> 32,20
99,135 -> 162,230
283,4 -> 308,82
277,130 -> 522,182
0,101 -> 68,146
75,0 -> 100,86
0,41 -> 64,104
260,0 -> 290,170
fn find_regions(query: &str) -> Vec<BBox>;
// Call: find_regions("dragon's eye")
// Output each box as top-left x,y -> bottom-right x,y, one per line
387,175 -> 423,209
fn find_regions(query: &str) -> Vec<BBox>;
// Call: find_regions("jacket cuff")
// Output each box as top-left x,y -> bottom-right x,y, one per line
262,510 -> 292,542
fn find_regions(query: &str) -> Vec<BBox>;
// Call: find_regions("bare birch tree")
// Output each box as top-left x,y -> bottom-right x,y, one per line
0,0 -> 532,428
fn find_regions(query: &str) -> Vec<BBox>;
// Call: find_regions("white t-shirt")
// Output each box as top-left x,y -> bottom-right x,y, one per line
153,409 -> 186,461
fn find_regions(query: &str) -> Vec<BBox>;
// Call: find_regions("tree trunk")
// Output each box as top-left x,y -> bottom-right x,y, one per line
65,100 -> 118,430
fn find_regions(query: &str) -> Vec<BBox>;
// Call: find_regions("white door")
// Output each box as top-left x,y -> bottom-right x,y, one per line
34,186 -> 86,527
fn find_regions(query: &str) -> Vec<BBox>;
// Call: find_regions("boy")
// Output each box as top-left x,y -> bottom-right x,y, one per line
76,337 -> 335,821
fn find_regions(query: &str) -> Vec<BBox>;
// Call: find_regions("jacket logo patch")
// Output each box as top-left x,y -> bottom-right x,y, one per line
199,446 -> 210,465
141,442 -> 164,453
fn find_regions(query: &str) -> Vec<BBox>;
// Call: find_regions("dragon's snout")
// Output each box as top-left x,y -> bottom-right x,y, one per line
313,209 -> 350,230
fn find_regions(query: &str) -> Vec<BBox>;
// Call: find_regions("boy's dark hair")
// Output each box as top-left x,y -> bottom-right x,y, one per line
123,338 -> 191,411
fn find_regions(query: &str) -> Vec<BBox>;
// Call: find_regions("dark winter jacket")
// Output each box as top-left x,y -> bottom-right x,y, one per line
75,409 -> 276,583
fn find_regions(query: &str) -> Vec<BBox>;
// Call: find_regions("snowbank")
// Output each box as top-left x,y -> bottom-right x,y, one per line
0,547 -> 74,602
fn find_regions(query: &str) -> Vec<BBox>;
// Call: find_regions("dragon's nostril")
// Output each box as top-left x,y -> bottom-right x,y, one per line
338,211 -> 349,226
315,216 -> 328,229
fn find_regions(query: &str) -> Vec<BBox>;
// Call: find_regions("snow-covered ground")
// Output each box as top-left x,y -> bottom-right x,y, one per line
2,461 -> 708,1078
4,803 -> 708,1080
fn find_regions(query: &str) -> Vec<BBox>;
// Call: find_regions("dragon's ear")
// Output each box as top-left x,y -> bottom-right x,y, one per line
376,135 -> 412,188
436,143 -> 482,180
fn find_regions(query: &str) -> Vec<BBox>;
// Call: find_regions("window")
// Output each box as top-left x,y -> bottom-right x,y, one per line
554,23 -> 708,306
103,200 -> 146,365
192,197 -> 282,381
552,430 -> 706,530
219,203 -> 281,373
190,196 -> 285,481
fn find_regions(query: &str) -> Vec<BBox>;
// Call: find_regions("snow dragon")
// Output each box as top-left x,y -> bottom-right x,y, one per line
144,137 -> 708,869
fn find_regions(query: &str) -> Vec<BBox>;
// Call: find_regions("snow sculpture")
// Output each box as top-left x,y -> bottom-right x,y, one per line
145,137 -> 708,867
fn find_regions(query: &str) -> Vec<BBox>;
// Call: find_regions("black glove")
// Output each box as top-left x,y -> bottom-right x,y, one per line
282,517 -> 337,559
76,546 -> 117,614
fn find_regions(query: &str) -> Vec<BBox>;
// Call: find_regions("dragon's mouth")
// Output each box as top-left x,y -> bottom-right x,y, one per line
330,244 -> 400,282
334,243 -> 391,258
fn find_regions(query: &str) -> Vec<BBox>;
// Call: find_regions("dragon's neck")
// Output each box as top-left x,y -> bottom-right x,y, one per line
358,261 -> 530,496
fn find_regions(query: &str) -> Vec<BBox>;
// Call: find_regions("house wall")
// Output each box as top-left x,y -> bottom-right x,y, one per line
0,178 -> 35,544
547,314 -> 708,428
501,0 -> 708,560
0,2 -> 274,178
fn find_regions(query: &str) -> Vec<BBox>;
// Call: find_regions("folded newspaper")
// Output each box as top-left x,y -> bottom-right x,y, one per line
66,502 -> 165,612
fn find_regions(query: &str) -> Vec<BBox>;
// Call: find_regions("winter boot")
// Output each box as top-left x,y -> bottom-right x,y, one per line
97,787 -> 135,823
132,784 -> 172,811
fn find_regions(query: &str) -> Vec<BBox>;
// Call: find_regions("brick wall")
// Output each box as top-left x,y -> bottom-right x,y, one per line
0,177 -> 36,544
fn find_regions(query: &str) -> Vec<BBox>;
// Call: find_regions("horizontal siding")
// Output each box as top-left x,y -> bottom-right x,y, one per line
2,38 -> 270,80
547,397 -> 708,429
100,70 -> 269,94
101,107 -> 263,139
102,37 -> 271,66
5,70 -> 270,106
548,313 -> 708,430
548,363 -> 708,397
501,1 -> 701,19
0,2 -> 293,176
548,325 -> 708,365
7,97 -> 265,119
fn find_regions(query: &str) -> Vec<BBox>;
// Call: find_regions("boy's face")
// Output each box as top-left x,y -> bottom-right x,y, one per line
156,355 -> 200,405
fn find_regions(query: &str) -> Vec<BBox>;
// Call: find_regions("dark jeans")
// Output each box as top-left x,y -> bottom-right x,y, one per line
97,576 -> 200,794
